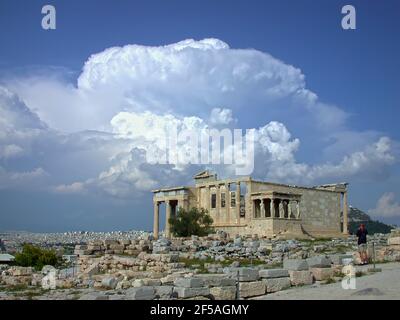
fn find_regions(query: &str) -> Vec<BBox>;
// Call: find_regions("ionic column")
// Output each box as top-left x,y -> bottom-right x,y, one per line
260,199 -> 265,218
216,185 -> 220,224
225,183 -> 230,223
165,200 -> 171,238
343,192 -> 348,234
153,202 -> 159,239
236,182 -> 241,224
270,198 -> 275,218
288,200 -> 292,219
205,186 -> 210,213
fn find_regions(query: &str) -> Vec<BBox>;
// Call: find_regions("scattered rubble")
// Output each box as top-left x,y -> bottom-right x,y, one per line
1,230 -> 399,300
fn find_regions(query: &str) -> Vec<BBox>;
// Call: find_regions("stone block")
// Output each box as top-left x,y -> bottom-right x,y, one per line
289,270 -> 313,286
173,287 -> 210,298
310,267 -> 334,281
87,245 -> 103,251
79,292 -> 109,300
126,286 -> 156,300
174,277 -> 204,288
11,267 -> 33,276
238,281 -> 266,298
143,278 -> 162,286
223,267 -> 260,282
41,265 -> 57,275
210,286 -> 236,300
101,276 -> 118,289
154,285 -> 174,299
194,274 -> 236,287
104,239 -> 119,246
388,237 -> 400,246
259,268 -> 289,279
283,259 -> 309,271
263,277 -> 291,293
152,246 -> 170,254
109,244 -> 125,251
306,256 -> 331,268
84,263 -> 99,276
329,254 -> 353,265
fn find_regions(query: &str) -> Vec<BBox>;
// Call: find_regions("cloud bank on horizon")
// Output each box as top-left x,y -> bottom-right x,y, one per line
0,38 -> 399,219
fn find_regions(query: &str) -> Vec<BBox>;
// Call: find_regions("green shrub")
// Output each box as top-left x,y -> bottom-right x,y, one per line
14,244 -> 60,271
169,207 -> 214,237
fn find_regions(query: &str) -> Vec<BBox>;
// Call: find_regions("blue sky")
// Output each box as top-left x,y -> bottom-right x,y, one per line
0,0 -> 399,232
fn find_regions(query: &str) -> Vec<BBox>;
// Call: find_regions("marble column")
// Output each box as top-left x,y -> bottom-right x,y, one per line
216,185 -> 220,224
288,200 -> 292,219
236,182 -> 241,224
205,186 -> 210,213
153,201 -> 159,239
270,198 -> 275,218
225,183 -> 230,223
165,200 -> 171,238
296,201 -> 300,219
343,192 -> 348,234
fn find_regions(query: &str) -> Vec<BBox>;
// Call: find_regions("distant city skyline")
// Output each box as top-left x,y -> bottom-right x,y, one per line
0,0 -> 399,232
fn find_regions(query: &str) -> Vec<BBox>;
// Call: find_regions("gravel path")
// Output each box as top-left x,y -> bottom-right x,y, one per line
253,262 -> 400,300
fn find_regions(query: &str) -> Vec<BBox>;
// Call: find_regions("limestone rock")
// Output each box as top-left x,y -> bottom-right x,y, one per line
388,237 -> 400,246
210,286 -> 236,300
101,276 -> 118,289
126,286 -> 156,300
238,281 -> 266,298
329,254 -> 353,265
283,259 -> 309,271
174,277 -> 204,288
41,265 -> 57,275
310,267 -> 334,281
173,286 -> 210,298
193,274 -> 236,287
259,268 -> 289,279
223,267 -> 260,282
289,270 -> 313,286
263,277 -> 291,293
79,292 -> 109,300
10,267 -> 33,276
154,285 -> 174,299
306,256 -> 331,268
84,263 -> 99,277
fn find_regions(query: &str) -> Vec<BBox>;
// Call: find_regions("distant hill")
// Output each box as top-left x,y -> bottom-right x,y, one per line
348,206 -> 393,235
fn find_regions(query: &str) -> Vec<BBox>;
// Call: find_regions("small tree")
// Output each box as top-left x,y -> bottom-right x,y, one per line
14,244 -> 60,270
169,207 -> 214,237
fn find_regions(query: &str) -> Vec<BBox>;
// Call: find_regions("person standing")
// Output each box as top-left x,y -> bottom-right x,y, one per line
356,224 -> 368,265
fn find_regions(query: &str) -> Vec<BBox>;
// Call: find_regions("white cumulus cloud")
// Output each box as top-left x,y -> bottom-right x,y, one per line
0,38 -> 398,199
368,192 -> 400,218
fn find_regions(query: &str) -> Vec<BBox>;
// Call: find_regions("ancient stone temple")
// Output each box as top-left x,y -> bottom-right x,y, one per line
152,171 -> 349,239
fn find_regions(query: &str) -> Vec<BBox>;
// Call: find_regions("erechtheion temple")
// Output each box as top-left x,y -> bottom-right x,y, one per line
152,171 -> 349,239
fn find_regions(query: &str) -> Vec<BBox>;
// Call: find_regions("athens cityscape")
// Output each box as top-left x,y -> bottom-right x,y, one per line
1,0 -> 400,312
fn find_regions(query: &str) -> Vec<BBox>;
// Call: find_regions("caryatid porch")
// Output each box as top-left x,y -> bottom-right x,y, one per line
152,187 -> 190,239
251,191 -> 302,220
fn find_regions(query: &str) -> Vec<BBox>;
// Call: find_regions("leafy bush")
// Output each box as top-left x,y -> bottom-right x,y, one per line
169,207 -> 214,237
14,244 -> 60,270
